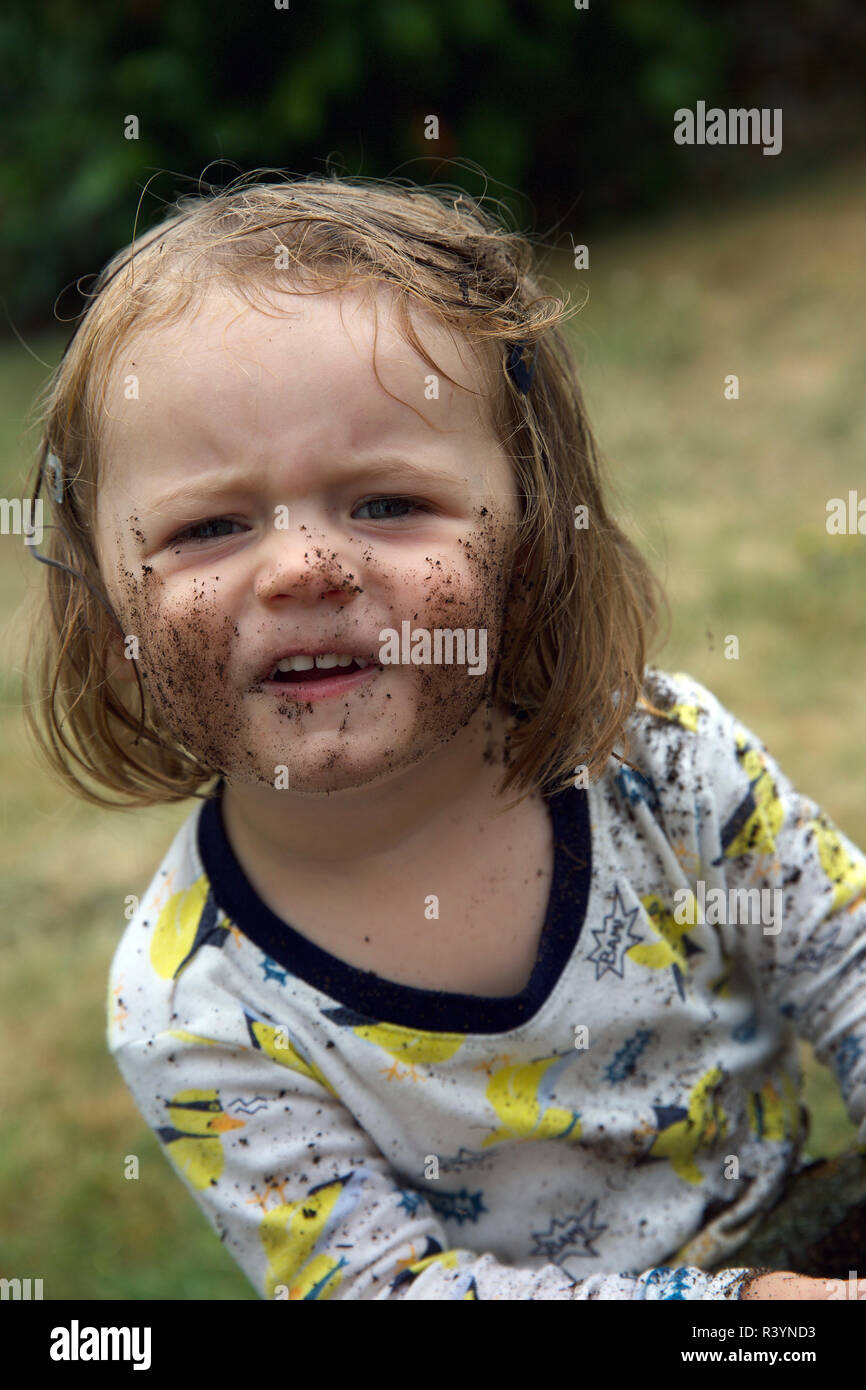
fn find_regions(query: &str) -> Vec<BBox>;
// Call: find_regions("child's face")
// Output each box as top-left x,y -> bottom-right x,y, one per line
94,282 -> 523,795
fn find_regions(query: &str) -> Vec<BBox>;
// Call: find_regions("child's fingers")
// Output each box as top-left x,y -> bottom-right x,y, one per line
742,1271 -> 866,1300
822,1275 -> 866,1301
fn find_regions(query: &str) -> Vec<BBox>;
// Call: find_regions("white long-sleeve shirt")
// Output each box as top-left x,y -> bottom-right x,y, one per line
106,668 -> 866,1299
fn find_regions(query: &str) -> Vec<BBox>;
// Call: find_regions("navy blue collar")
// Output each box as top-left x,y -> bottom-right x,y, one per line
198,777 -> 591,1035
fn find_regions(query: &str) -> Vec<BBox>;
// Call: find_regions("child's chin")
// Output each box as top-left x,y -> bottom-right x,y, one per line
229,740 -> 399,792
264,764 -> 398,797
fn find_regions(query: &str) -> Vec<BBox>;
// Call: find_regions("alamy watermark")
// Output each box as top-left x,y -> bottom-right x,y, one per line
49,1320 -> 151,1370
1,498 -> 43,545
826,490 -> 865,535
827,1270 -> 866,1301
673,881 -> 782,935
1,1276 -> 43,1299
378,622 -> 487,676
674,102 -> 782,157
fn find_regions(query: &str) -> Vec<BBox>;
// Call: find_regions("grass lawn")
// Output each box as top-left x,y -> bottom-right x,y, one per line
0,163 -> 863,1298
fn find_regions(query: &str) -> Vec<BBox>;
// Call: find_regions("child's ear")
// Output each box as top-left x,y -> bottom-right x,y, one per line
104,626 -> 140,685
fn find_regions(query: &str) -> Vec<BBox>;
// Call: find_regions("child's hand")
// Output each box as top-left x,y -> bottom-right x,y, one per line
740,1271 -> 866,1300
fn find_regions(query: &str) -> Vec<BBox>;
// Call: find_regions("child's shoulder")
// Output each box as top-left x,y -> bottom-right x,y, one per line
608,666 -> 767,809
631,666 -> 761,749
106,800 -> 207,1043
637,666 -> 742,737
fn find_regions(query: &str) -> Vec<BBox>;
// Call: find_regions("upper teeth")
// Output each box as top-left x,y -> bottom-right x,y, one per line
270,653 -> 369,676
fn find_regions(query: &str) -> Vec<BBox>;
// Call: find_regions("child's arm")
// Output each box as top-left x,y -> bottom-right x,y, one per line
111,1023 -> 757,1300
647,673 -> 866,1294
682,676 -> 866,1150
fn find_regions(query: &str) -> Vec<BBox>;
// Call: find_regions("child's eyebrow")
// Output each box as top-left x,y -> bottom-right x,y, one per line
147,458 -> 467,513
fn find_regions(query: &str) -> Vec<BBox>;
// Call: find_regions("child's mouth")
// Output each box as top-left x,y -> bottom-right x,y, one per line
263,660 -> 380,702
270,663 -> 361,684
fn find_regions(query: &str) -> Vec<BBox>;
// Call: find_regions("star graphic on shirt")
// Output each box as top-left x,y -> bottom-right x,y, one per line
259,954 -> 289,985
265,1177 -> 291,1204
395,1187 -> 425,1218
392,1242 -> 422,1274
530,1199 -> 608,1260
586,885 -> 643,980
427,1187 -> 487,1226
472,1053 -> 514,1077
380,1059 -> 424,1082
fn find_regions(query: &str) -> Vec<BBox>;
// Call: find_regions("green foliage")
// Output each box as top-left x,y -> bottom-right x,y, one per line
6,0 -> 863,327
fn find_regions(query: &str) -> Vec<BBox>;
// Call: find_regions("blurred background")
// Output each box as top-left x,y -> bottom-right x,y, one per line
1,0 -> 864,1298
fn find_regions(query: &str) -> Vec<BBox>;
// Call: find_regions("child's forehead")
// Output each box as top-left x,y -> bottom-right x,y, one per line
99,280 -> 501,471
109,280 -> 490,395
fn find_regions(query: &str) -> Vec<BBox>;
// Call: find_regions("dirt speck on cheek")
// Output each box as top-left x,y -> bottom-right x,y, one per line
113,533 -> 251,778
390,501 -> 519,774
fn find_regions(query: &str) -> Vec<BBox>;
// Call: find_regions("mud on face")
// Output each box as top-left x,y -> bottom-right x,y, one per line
108,502 -> 527,793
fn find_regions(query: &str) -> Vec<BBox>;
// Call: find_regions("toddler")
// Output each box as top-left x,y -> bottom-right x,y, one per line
23,174 -> 866,1300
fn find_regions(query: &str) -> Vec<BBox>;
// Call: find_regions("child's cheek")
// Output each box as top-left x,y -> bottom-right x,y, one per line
115,561 -> 249,773
389,507 -> 516,749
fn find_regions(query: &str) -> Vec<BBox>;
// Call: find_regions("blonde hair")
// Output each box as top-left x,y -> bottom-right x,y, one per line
22,169 -> 670,811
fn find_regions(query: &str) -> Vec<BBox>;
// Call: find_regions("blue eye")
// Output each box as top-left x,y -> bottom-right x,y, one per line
172,518 -> 246,544
354,497 -> 427,521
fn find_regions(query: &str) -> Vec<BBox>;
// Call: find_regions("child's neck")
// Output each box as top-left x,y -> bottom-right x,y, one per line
220,702 -> 523,886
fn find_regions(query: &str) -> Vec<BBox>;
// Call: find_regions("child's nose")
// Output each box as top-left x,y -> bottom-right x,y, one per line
253,524 -> 356,603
